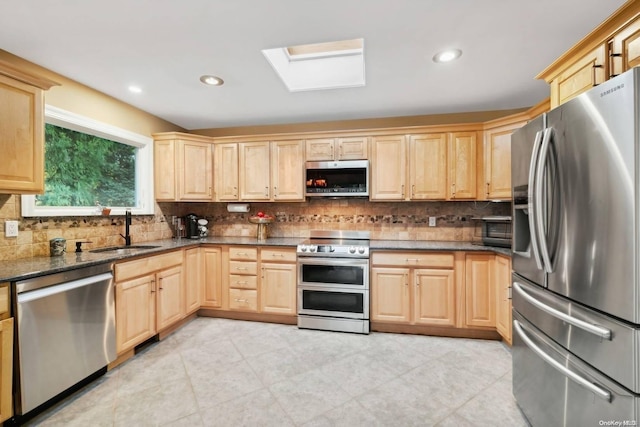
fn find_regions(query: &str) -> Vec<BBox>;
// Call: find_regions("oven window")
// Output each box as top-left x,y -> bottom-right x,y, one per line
302,290 -> 364,314
301,264 -> 363,286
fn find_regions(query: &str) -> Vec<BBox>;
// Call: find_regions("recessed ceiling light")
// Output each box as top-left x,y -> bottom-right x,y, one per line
200,75 -> 224,86
128,85 -> 142,93
433,49 -> 462,63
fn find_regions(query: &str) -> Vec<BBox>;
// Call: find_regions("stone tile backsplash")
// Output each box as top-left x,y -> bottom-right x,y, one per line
0,194 -> 510,261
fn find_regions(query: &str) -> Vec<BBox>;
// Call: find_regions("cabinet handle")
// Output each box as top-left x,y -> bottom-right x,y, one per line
451,183 -> 456,197
274,186 -> 278,197
235,281 -> 247,285
411,185 -> 415,197
234,186 -> 238,197
339,144 -> 343,159
158,277 -> 163,291
261,267 -> 265,279
486,182 -> 490,196
265,186 -> 269,197
150,279 -> 156,293
401,185 -> 405,198
237,252 -> 247,256
234,298 -> 249,303
208,186 -> 212,196
236,267 -> 248,271
416,280 -> 420,287
592,64 -> 603,86
405,258 -> 419,263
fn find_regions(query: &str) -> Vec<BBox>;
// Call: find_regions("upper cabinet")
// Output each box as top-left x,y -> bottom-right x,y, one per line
482,119 -> 526,200
238,139 -> 305,202
448,132 -> 477,200
538,2 -> 640,108
408,134 -> 448,200
306,136 -> 368,161
0,61 -> 58,194
370,135 -> 406,200
153,133 -> 214,201
215,143 -> 239,201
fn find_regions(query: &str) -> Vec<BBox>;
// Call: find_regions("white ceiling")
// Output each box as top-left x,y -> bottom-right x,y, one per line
0,1 -> 627,130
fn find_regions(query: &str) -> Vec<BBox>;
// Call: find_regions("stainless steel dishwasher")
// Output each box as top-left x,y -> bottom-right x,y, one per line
15,263 -> 116,415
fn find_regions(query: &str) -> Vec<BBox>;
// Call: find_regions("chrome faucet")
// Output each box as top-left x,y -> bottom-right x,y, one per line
120,209 -> 132,246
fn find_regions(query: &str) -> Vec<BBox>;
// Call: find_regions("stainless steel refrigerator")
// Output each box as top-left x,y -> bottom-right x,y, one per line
511,67 -> 640,425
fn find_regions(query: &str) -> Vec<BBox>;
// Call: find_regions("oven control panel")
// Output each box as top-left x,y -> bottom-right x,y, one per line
296,244 -> 369,258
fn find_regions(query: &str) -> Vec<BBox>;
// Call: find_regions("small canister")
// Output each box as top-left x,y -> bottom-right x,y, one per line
49,237 -> 66,257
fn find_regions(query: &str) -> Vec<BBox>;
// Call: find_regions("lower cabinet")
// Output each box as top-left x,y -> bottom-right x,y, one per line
222,246 -> 297,315
464,253 -> 496,328
201,246 -> 223,308
494,254 -> 512,344
184,248 -> 202,313
114,250 -> 184,354
0,317 -> 13,422
371,252 -> 457,327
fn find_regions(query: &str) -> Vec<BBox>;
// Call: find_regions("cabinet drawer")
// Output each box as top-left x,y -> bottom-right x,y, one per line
229,261 -> 257,275
261,248 -> 296,263
115,250 -> 182,281
229,274 -> 257,290
0,283 -> 9,320
229,247 -> 258,261
371,252 -> 454,268
229,289 -> 258,311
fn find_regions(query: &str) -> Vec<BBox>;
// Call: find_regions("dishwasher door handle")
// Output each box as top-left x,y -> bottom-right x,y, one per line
17,272 -> 113,303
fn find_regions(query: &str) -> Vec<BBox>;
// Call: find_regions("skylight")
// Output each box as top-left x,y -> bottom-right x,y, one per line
262,38 -> 365,92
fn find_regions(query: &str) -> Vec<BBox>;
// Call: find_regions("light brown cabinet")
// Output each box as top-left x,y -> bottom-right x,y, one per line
449,132 -> 477,199
0,317 -> 13,422
114,250 -> 184,354
202,246 -> 223,308
238,140 -> 305,201
408,133 -> 448,200
464,253 -> 495,328
227,246 -> 259,311
306,136 -> 368,161
494,254 -> 512,344
260,248 -> 297,315
371,252 -> 456,327
184,248 -> 202,314
0,63 -> 57,194
370,135 -> 407,200
215,143 -> 239,201
482,122 -> 524,200
610,19 -> 640,76
153,135 -> 214,201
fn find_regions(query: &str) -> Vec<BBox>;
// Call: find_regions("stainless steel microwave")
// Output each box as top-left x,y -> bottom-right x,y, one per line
305,160 -> 369,197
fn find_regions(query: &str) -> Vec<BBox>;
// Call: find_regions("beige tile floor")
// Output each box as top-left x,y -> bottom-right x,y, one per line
26,317 -> 529,426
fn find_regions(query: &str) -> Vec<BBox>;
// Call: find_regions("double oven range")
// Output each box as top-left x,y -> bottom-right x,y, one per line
296,231 -> 370,334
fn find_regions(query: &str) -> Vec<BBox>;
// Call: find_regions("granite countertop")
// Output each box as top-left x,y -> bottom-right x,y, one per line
0,236 -> 510,283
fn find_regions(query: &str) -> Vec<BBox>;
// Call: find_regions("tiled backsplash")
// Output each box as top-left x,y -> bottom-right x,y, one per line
0,194 -> 510,261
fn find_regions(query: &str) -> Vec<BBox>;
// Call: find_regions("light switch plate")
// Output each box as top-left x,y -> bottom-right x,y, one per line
428,217 -> 437,227
5,220 -> 18,237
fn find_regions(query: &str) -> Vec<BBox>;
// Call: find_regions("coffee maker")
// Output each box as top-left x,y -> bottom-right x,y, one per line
184,214 -> 199,239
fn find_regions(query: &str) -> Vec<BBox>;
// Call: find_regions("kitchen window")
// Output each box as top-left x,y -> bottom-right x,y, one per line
21,106 -> 154,216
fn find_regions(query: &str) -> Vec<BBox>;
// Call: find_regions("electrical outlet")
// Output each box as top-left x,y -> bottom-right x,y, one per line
5,220 -> 18,237
428,217 -> 437,227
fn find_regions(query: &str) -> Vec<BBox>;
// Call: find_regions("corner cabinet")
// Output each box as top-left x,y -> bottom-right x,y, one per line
464,253 -> 495,328
482,120 -> 525,200
153,133 -> 214,201
0,283 -> 13,422
448,132 -> 477,200
0,61 -> 58,194
494,254 -> 512,344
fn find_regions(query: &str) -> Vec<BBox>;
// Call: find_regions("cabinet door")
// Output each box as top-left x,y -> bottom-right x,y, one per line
306,138 -> 335,161
494,255 -> 512,344
371,267 -> 411,323
337,137 -> 368,160
409,134 -> 447,200
215,143 -> 239,201
0,75 -> 44,194
116,274 -> 156,353
465,254 -> 495,328
202,246 -> 223,308
610,19 -> 640,76
0,317 -> 13,422
484,123 -> 523,200
271,139 -> 305,201
370,135 -> 407,200
154,139 -> 176,200
260,262 -> 296,315
184,248 -> 201,314
156,266 -> 184,330
414,269 -> 456,326
239,141 -> 271,200
449,132 -> 477,199
551,44 -> 606,107
177,140 -> 213,200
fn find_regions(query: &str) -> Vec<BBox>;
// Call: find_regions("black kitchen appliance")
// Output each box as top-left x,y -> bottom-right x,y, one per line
184,214 -> 199,239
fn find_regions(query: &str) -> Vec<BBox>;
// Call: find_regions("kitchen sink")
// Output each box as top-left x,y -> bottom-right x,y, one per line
89,245 -> 161,253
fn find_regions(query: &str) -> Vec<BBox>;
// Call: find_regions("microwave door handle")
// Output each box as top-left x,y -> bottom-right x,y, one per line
513,319 -> 612,402
535,128 -> 554,273
527,130 -> 544,270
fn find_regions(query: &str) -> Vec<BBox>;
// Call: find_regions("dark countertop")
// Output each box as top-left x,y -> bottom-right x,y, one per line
0,237 -> 511,283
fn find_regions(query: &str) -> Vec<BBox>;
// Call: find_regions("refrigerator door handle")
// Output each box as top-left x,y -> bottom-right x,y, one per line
513,282 -> 612,340
534,127 -> 554,273
513,319 -> 612,402
527,130 -> 544,270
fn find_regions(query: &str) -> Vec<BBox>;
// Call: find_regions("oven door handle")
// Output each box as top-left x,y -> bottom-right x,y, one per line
513,319 -> 611,402
297,257 -> 369,267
